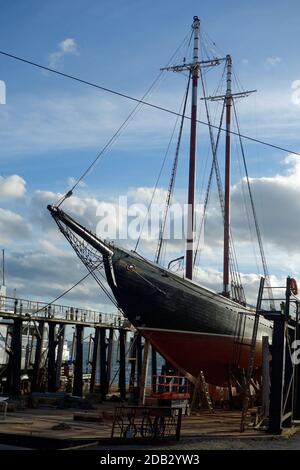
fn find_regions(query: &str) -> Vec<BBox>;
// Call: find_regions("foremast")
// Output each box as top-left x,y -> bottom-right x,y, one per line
161,16 -> 222,280
185,15 -> 200,280
223,55 -> 232,296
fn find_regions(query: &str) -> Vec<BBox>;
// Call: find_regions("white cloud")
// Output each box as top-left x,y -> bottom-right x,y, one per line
3,153 -> 300,311
0,162 -> 300,310
6,246 -> 115,312
291,80 -> 300,107
0,80 -> 6,105
0,91 -> 177,157
67,177 -> 86,188
48,38 -> 78,69
266,56 -> 281,66
127,186 -> 168,205
0,175 -> 26,200
0,208 -> 31,244
60,38 -> 77,54
230,153 -> 300,253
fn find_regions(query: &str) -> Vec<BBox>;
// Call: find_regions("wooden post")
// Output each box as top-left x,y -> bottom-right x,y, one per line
11,317 -> 22,396
139,339 -> 150,405
106,328 -> 114,394
55,324 -> 65,390
47,322 -> 57,392
151,346 -> 157,394
90,327 -> 100,394
100,328 -> 107,400
262,336 -> 270,418
31,320 -> 45,392
269,317 -> 286,433
129,335 -> 137,388
136,334 -> 143,386
119,329 -> 126,401
73,324 -> 83,397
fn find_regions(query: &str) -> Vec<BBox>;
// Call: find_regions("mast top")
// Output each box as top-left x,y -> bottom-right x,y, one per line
161,17 -> 224,73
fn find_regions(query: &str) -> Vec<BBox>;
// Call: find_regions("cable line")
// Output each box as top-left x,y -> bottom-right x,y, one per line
0,49 -> 299,159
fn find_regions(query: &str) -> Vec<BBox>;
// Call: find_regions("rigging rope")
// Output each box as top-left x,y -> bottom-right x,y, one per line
155,73 -> 191,264
28,264 -> 102,316
193,78 -> 225,265
54,31 -> 193,206
134,75 -> 191,252
232,101 -> 275,309
194,65 -> 245,302
0,49 -> 299,162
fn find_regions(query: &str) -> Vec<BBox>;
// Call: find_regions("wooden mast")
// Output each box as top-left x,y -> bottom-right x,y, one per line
185,15 -> 200,280
160,18 -> 230,280
222,55 -> 232,297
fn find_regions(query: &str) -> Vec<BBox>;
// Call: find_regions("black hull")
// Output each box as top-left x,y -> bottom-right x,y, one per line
48,206 -> 273,385
105,247 -> 272,340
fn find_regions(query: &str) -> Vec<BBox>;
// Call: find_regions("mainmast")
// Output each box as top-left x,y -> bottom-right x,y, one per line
161,17 -> 226,280
185,16 -> 200,280
202,57 -> 256,298
222,55 -> 232,296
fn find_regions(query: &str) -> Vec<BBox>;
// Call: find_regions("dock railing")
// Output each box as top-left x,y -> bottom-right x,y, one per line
151,374 -> 191,400
0,295 -> 126,327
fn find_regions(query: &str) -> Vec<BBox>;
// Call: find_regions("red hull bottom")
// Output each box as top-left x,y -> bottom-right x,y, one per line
140,328 -> 263,387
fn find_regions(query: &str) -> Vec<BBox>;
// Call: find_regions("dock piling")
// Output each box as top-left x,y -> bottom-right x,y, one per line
119,329 -> 126,401
31,320 -> 45,392
100,328 -> 107,400
47,322 -> 57,392
73,324 -> 84,397
90,327 -> 100,394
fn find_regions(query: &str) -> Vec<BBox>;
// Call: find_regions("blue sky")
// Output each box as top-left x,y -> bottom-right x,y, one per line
1,0 -> 300,308
1,0 -> 300,188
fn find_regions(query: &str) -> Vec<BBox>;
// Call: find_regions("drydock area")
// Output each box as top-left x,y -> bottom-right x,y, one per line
0,405 -> 297,451
0,276 -> 300,450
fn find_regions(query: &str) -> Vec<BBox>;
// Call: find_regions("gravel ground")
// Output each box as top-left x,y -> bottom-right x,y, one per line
93,431 -> 300,450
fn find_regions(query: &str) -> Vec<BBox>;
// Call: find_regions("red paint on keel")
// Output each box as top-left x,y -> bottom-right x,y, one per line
140,328 -> 263,386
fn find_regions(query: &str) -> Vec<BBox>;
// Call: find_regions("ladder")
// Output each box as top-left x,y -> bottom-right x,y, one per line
240,277 -> 265,431
191,370 -> 214,413
200,371 -> 214,412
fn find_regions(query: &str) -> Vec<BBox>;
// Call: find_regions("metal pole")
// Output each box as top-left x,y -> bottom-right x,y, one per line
185,15 -> 200,280
2,249 -> 5,286
223,54 -> 232,296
